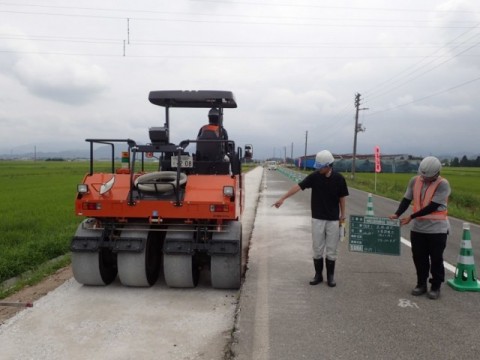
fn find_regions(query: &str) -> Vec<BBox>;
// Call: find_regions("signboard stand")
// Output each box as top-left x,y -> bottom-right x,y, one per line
348,215 -> 401,256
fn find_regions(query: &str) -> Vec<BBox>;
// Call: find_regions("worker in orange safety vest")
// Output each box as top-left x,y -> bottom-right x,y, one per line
197,107 -> 228,140
390,156 -> 451,300
196,107 -> 229,162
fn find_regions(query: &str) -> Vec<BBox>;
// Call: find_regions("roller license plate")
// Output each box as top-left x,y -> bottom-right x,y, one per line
171,155 -> 193,168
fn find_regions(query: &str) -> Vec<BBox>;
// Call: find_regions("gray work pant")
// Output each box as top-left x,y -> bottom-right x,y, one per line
311,218 -> 340,261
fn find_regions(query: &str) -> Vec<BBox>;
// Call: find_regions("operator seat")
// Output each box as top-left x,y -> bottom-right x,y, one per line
196,126 -> 225,162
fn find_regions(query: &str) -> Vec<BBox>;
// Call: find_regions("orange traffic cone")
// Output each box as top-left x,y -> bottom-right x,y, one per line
447,223 -> 480,292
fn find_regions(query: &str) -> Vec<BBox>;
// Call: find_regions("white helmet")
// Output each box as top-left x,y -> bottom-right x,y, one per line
315,150 -> 334,169
418,156 -> 441,178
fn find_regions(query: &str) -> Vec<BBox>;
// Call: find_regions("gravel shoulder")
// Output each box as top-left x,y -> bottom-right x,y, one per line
0,266 -> 73,325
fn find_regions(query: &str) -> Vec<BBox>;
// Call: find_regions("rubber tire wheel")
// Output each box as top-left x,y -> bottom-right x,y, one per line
72,249 -> 117,286
117,231 -> 160,287
210,222 -> 242,289
163,254 -> 198,288
211,252 -> 241,289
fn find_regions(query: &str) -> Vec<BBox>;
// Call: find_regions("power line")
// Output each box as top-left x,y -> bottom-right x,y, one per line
0,35 -> 121,45
366,75 -> 480,118
188,0 -> 480,14
4,33 -> 480,49
2,48 -> 476,60
364,24 -> 480,101
365,36 -> 480,103
365,25 -> 480,96
0,12 -> 475,27
1,1 -> 478,16
1,9 -> 479,29
6,34 -> 480,52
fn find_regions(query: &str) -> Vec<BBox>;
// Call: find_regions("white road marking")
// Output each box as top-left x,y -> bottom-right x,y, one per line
401,236 -> 457,273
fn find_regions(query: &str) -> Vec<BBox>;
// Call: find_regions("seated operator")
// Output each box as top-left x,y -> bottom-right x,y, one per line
197,107 -> 228,140
196,107 -> 230,162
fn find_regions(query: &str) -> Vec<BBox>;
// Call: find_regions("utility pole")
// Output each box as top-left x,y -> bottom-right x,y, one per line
127,18 -> 130,44
304,131 -> 308,171
290,142 -> 293,166
351,93 -> 368,179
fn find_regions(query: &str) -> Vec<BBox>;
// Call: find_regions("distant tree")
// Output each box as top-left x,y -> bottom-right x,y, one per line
460,155 -> 470,167
451,157 -> 460,167
474,156 -> 480,167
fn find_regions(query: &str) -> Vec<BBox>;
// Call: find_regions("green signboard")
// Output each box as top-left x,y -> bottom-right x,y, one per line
348,215 -> 401,256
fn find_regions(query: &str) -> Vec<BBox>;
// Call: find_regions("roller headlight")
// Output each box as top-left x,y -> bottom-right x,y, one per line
223,186 -> 234,198
77,184 -> 88,194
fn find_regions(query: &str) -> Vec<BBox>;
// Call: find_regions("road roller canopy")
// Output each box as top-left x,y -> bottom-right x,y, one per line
148,90 -> 237,108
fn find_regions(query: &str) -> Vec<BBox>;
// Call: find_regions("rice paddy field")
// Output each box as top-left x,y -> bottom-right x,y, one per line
348,167 -> 480,223
0,161 -> 478,293
0,161 -> 85,287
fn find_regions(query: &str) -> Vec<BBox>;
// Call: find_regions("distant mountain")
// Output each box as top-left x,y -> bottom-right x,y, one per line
1,144 -> 478,162
0,144 -> 129,160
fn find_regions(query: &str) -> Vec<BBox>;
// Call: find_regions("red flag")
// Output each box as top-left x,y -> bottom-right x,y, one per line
374,146 -> 381,173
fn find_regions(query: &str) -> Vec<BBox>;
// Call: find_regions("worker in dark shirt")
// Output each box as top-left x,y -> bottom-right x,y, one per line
273,150 -> 349,287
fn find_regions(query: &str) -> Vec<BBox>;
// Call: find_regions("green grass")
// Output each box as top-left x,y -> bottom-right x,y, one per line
345,167 -> 480,224
0,161 -> 84,285
0,254 -> 71,299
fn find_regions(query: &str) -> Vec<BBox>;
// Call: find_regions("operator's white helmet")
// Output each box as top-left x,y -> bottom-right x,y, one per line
418,156 -> 441,178
314,150 -> 334,169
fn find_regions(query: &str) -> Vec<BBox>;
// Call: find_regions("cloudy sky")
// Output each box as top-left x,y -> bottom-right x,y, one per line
1,0 -> 479,159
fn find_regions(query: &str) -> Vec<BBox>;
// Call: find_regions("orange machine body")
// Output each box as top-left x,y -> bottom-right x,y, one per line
75,172 -> 243,222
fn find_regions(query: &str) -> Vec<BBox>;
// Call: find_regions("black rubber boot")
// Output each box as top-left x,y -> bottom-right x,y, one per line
326,259 -> 336,287
309,258 -> 323,285
411,284 -> 427,296
427,284 -> 441,300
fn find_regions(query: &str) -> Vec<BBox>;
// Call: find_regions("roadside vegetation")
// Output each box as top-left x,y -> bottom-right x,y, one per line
345,167 -> 480,225
0,161 -> 85,297
280,163 -> 479,225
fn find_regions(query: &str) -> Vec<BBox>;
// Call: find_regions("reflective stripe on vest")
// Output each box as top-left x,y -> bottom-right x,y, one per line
413,176 -> 448,220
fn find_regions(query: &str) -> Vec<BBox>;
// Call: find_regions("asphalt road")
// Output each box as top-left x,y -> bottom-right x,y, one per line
232,169 -> 480,360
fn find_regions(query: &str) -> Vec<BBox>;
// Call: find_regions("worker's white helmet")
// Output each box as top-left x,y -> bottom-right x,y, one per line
418,156 -> 441,178
314,150 -> 334,169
